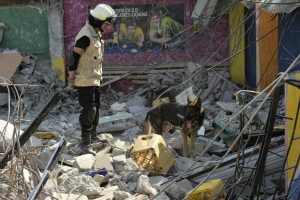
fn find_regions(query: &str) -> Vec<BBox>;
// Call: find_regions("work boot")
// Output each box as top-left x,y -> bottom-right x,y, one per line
80,131 -> 96,155
81,130 -> 92,145
91,127 -> 99,141
79,142 -> 96,156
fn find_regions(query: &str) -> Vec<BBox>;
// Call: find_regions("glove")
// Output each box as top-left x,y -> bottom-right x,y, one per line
65,78 -> 75,91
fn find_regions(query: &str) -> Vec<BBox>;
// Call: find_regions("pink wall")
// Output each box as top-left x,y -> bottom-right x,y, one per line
63,0 -> 229,66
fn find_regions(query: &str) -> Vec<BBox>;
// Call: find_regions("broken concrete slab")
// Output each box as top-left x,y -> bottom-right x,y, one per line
128,105 -> 150,115
75,154 -> 95,171
98,122 -> 136,133
127,182 -> 138,193
45,193 -> 88,200
110,102 -> 127,112
149,176 -> 168,190
112,155 -> 127,172
165,182 -> 189,200
0,93 -> 8,106
94,153 -> 113,171
113,138 -> 130,150
177,178 -> 193,191
125,158 -> 139,171
153,192 -> 170,200
126,95 -> 147,107
97,133 -> 113,143
114,191 -> 132,200
197,136 -> 226,148
99,185 -> 119,199
137,175 -> 158,198
187,62 -> 200,73
120,126 -> 142,142
125,194 -> 150,200
93,174 -> 106,185
58,152 -> 77,167
58,174 -> 102,196
0,51 -> 23,84
99,112 -> 133,124
175,86 -> 197,105
216,101 -> 239,113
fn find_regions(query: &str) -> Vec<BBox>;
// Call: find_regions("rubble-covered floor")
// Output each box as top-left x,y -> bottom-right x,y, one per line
0,57 -> 293,200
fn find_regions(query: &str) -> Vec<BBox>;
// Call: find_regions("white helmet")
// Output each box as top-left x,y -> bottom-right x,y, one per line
90,4 -> 117,24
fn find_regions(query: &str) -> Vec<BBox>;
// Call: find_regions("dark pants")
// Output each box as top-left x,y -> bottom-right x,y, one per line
77,86 -> 100,142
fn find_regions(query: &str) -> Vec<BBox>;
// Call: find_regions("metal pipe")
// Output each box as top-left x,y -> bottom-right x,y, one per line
27,137 -> 66,200
249,83 -> 282,199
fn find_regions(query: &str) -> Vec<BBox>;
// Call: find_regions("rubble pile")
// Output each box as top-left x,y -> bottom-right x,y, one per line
0,57 -> 288,199
0,54 -> 122,134
147,66 -> 237,106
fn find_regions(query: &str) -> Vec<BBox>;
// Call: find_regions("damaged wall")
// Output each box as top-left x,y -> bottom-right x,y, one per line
0,0 -> 31,6
63,0 -> 229,66
245,7 -> 300,88
279,8 -> 300,72
0,6 -> 49,59
47,1 -> 66,82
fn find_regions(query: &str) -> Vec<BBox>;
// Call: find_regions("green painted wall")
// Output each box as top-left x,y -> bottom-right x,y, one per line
0,6 -> 49,59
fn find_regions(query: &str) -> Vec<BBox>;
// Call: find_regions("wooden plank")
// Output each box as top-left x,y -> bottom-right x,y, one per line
256,7 -> 278,91
103,75 -> 148,79
103,69 -> 185,75
229,1 -> 246,85
102,63 -> 186,70
0,52 -> 23,84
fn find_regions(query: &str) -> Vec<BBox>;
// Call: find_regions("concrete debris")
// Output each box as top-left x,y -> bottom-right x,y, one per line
114,190 -> 133,200
99,185 -> 119,199
216,101 -> 239,113
0,54 -> 289,200
94,153 -> 114,171
149,176 -> 168,190
137,175 -> 158,197
0,93 -> 8,106
59,174 -> 103,196
75,154 -> 96,171
175,86 -> 197,105
45,193 -> 88,200
165,182 -> 189,200
110,102 -> 127,112
0,51 -> 23,84
93,174 -> 106,185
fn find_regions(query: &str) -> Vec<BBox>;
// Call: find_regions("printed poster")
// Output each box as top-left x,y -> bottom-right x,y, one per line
102,4 -> 185,53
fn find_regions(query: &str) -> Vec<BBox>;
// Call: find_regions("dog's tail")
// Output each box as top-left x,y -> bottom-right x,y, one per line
142,114 -> 152,135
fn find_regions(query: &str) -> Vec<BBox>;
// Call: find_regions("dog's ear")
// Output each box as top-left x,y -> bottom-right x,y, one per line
195,98 -> 202,109
187,95 -> 192,105
187,95 -> 196,105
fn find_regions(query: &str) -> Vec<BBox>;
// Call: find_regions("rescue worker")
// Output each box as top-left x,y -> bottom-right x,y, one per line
67,4 -> 117,153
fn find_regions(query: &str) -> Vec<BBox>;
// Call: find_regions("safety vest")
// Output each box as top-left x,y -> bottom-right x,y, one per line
74,22 -> 104,87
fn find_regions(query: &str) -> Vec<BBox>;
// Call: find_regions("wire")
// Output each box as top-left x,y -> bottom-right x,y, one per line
151,0 -> 300,197
242,0 -> 300,5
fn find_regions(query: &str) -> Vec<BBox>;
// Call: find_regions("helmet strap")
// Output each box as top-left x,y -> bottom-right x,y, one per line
88,14 -> 104,30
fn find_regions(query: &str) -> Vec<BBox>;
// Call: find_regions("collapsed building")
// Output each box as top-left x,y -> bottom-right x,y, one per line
0,0 -> 300,200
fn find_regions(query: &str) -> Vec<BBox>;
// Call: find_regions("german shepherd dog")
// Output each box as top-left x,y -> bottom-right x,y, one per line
143,98 -> 205,157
